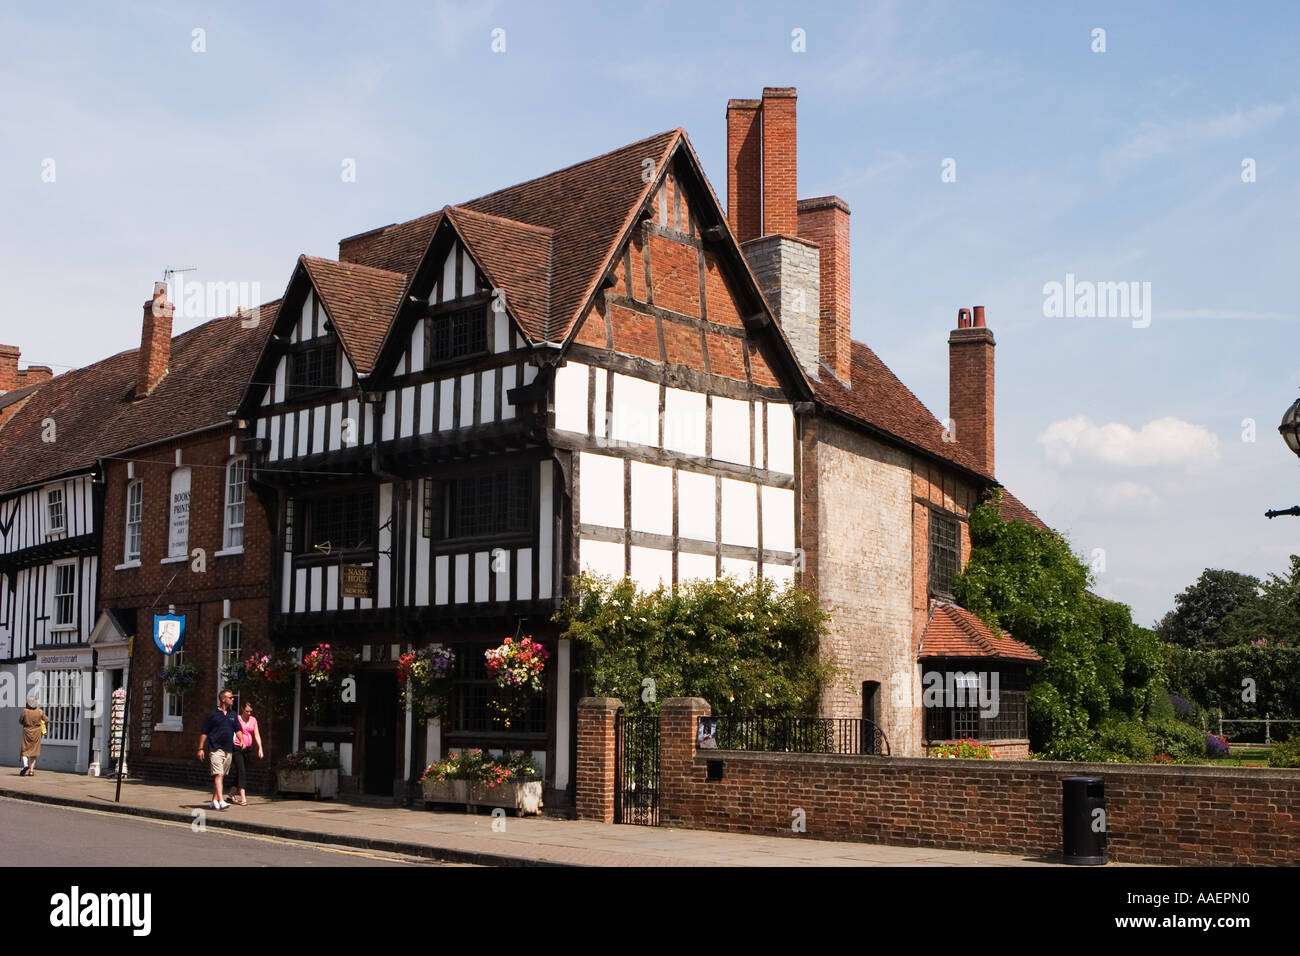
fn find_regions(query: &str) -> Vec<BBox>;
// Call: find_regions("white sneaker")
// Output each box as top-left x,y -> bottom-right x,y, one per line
217,801 -> 230,809
210,800 -> 220,810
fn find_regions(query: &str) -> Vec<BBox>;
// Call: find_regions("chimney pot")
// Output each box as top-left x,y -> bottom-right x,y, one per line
957,308 -> 971,329
973,305 -> 986,327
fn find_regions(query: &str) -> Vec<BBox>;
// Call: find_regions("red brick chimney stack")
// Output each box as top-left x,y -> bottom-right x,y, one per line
18,366 -> 52,387
0,345 -> 19,393
797,197 -> 852,383
136,281 -> 174,400
726,98 -> 762,243
949,306 -> 996,476
760,87 -> 798,236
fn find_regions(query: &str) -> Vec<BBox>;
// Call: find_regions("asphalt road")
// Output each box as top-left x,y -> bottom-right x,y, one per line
0,797 -> 456,867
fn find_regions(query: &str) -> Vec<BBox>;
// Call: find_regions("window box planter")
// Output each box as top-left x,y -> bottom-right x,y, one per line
422,778 -> 471,806
471,780 -> 543,816
277,768 -> 338,799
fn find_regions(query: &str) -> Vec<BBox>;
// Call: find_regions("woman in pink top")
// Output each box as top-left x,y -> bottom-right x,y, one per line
231,701 -> 264,806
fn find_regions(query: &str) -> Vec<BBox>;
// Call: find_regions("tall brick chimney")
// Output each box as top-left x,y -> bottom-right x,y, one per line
759,87 -> 797,236
949,306 -> 995,476
136,281 -> 174,400
0,345 -> 19,393
726,98 -> 762,243
797,197 -> 851,383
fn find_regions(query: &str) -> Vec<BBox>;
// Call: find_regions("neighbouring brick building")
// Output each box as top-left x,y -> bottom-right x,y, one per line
0,285 -> 280,781
97,286 -> 281,788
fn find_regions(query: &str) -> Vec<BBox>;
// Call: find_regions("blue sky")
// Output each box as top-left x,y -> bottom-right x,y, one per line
2,1 -> 1298,626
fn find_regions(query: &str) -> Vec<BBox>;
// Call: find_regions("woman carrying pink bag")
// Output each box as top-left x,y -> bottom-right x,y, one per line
231,701 -> 264,806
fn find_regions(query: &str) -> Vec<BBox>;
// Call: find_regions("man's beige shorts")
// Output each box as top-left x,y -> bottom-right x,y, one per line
209,749 -> 232,776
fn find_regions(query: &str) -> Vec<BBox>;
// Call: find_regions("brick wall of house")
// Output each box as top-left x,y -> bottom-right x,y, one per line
810,419 -> 919,752
100,429 -> 277,785
628,698 -> 1300,865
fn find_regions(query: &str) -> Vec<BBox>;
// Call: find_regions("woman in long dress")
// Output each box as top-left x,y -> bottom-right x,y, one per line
18,693 -> 46,776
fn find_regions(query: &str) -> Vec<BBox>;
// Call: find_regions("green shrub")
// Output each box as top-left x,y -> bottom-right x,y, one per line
1267,737 -> 1300,768
1096,718 -> 1155,763
1148,716 -> 1206,761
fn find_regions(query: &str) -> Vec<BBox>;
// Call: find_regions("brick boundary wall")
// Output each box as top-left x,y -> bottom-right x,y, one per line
576,698 -> 621,823
578,697 -> 1300,865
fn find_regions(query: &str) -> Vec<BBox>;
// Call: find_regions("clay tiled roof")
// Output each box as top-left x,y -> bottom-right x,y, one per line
300,257 -> 406,375
0,350 -> 137,489
813,340 -> 992,480
998,488 -> 1050,531
340,129 -> 681,343
920,602 -> 1041,663
0,303 -> 280,490
445,206 -> 553,343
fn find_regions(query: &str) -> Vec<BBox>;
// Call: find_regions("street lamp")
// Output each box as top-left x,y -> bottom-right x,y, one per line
1266,393 -> 1300,518
1280,394 -> 1300,458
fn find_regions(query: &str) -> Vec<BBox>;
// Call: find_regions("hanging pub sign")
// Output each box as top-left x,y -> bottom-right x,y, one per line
153,614 -> 186,655
341,564 -> 373,599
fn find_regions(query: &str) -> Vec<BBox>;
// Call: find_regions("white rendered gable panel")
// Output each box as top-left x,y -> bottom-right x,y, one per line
441,245 -> 457,303
494,309 -> 510,354
663,387 -> 705,457
630,546 -> 672,591
579,538 -> 624,580
630,462 -> 672,536
553,362 -> 589,435
712,396 -> 750,466
761,486 -> 795,553
611,373 -> 659,447
720,478 -> 758,548
767,403 -> 794,474
500,366 -> 516,421
410,321 -> 424,374
676,470 -> 715,543
578,453 -> 624,529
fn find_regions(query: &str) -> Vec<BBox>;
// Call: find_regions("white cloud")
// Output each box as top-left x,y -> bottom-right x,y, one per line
1039,416 -> 1221,471
1099,103 -> 1287,178
1091,481 -> 1160,512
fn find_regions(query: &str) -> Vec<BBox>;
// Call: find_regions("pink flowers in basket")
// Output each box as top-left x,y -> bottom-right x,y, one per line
484,636 -> 549,694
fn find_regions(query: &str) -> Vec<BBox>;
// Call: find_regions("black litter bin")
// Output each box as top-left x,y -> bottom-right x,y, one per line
1062,776 -> 1106,865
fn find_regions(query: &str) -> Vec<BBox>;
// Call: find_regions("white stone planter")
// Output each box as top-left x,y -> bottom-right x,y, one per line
277,768 -> 338,799
422,778 -> 471,806
472,779 -> 543,816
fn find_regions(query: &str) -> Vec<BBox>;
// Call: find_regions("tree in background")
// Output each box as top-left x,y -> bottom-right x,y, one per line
558,573 -> 835,718
1154,568 -> 1261,649
955,492 -> 1164,760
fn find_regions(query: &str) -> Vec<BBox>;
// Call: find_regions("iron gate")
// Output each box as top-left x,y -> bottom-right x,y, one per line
614,709 -> 659,826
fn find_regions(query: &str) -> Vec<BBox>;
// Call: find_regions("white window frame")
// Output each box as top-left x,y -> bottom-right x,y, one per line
46,486 -> 65,537
220,457 -> 248,553
158,647 -> 185,730
51,560 -> 77,632
219,619 -> 242,709
123,479 -> 143,565
40,669 -> 81,744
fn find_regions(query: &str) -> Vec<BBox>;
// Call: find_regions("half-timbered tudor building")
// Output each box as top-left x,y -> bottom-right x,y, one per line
0,345 -> 122,772
231,86 -> 1051,799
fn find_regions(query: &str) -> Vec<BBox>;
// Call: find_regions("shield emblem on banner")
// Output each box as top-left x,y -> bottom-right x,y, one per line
154,614 -> 186,655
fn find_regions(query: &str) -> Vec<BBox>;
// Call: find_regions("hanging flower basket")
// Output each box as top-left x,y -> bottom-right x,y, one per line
157,661 -> 198,696
484,637 -> 549,730
398,646 -> 455,718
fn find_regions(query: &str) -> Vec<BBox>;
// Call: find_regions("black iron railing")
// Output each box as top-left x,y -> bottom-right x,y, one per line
711,716 -> 890,756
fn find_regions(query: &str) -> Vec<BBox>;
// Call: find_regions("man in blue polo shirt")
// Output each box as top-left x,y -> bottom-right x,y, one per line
198,689 -> 240,810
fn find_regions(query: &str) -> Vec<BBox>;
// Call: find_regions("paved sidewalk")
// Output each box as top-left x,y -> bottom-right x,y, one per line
0,769 -> 1062,867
